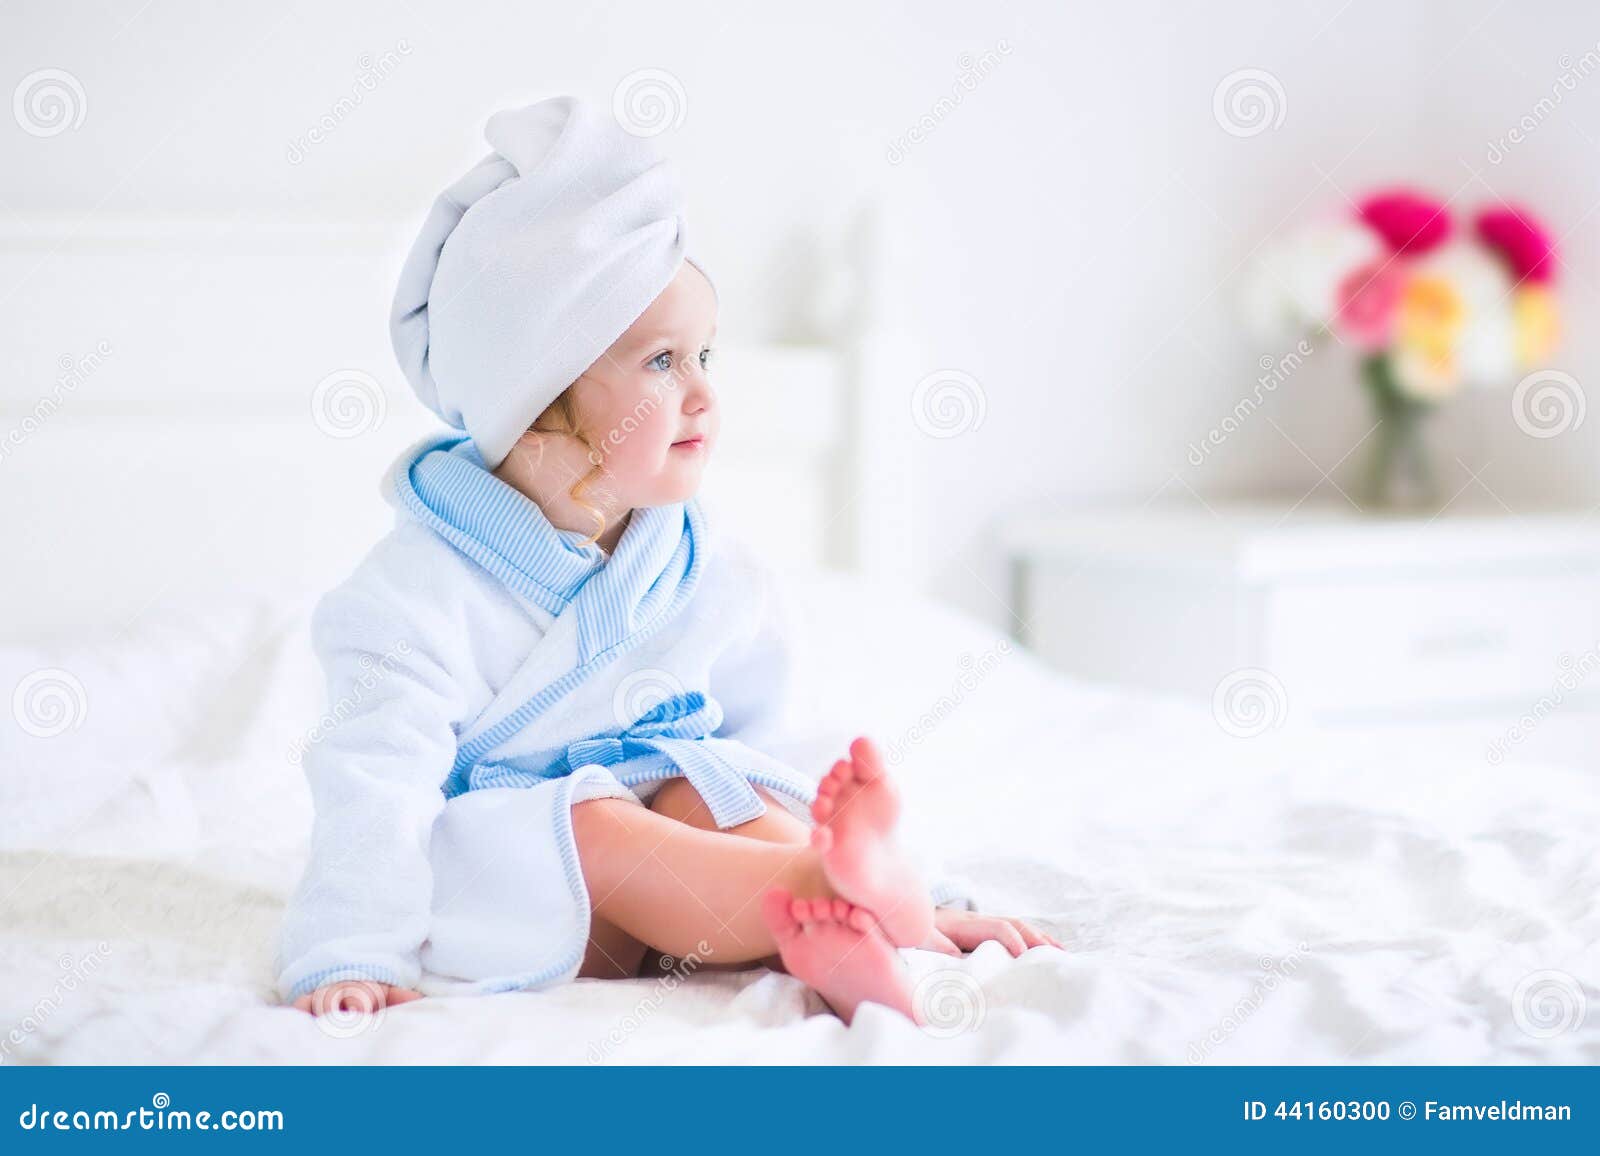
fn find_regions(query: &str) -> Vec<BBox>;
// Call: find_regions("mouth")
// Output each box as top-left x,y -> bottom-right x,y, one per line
670,436 -> 706,452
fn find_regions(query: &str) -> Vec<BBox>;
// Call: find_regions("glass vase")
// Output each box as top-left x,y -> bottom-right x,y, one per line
1360,354 -> 1437,511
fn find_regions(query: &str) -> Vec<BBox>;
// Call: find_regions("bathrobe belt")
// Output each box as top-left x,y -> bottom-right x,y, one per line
459,691 -> 769,829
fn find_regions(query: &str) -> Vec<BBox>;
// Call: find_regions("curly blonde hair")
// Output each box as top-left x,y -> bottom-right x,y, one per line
529,389 -> 610,547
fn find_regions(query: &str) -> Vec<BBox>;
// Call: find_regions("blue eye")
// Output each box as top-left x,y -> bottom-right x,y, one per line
649,351 -> 673,373
699,347 -> 714,370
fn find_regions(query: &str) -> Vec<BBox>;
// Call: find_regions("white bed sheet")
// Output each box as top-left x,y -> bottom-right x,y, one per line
1,571 -> 1596,1064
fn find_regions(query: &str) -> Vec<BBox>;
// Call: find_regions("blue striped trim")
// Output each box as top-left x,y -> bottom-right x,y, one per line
392,434 -> 603,616
615,761 -> 817,810
388,432 -> 709,799
573,504 -> 694,665
448,501 -> 707,787
558,693 -> 769,828
286,963 -> 402,1001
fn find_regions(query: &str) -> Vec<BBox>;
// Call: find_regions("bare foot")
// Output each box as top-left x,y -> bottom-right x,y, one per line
761,888 -> 916,1025
809,736 -> 934,948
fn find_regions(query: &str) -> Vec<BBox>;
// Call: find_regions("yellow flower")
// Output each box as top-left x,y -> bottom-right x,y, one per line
1397,275 -> 1464,351
1513,286 -> 1559,366
1391,275 -> 1465,400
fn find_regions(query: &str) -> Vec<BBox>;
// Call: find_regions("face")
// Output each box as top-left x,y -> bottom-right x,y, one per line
566,261 -> 720,509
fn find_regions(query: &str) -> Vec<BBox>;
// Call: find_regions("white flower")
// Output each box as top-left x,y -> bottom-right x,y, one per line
1412,244 -> 1516,388
1242,218 -> 1384,336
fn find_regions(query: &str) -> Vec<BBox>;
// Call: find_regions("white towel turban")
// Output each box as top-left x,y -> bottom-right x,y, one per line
391,95 -> 701,469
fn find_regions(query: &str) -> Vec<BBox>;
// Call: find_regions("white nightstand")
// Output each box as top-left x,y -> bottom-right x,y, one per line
1000,501 -> 1600,723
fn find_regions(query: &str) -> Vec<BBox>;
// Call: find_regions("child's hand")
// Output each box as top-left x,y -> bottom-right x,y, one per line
925,908 -> 1063,956
291,980 -> 424,1016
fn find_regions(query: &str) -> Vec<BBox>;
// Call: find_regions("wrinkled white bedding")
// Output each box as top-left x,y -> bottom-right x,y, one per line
2,572 -> 1595,1064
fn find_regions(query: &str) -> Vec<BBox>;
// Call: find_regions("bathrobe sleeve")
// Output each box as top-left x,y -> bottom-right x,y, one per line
275,540 -> 487,1001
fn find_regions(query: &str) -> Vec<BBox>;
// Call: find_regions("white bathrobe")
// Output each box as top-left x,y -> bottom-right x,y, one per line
276,435 -> 971,1002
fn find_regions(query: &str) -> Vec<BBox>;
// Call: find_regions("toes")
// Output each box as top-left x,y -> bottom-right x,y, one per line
812,764 -> 846,820
818,760 -> 848,794
831,897 -> 850,922
809,825 -> 833,853
761,888 -> 801,940
844,906 -> 877,934
848,736 -> 885,780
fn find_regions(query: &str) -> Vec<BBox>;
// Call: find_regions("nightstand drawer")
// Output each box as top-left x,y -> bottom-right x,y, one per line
1262,574 -> 1600,715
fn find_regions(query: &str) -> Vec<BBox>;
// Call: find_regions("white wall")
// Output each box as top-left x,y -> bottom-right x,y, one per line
4,0 -> 1596,623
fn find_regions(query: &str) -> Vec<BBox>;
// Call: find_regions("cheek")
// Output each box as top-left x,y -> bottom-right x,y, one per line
596,396 -> 678,477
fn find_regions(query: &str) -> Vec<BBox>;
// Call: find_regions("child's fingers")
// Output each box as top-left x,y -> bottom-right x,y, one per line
292,981 -> 423,1017
1010,919 -> 1052,950
991,923 -> 1028,956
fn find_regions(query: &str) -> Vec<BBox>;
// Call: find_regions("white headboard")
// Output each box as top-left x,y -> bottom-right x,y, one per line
0,218 -> 895,641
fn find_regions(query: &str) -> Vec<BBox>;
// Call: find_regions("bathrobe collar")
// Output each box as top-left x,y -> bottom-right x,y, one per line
389,433 -> 705,664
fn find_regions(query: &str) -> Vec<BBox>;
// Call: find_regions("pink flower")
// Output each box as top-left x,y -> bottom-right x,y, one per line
1476,205 -> 1557,285
1334,259 -> 1406,350
1358,189 -> 1453,256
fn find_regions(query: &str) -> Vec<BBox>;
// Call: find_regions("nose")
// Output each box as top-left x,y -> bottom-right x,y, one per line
681,366 -> 715,416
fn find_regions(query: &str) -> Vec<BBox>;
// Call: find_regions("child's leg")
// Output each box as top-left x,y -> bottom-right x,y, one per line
572,794 -> 831,963
572,746 -> 931,1024
648,778 -> 811,845
578,783 -> 806,978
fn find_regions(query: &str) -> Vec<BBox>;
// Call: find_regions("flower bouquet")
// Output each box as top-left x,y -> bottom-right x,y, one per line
1244,189 -> 1560,507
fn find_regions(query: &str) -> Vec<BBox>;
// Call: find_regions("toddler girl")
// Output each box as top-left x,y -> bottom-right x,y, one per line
278,96 -> 1056,1026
